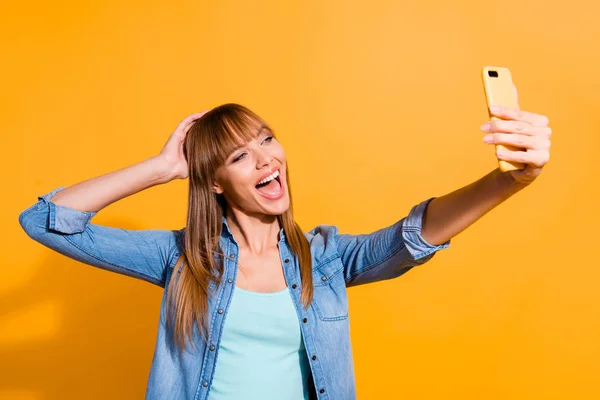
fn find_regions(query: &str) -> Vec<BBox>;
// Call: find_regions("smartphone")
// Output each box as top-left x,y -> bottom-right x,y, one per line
481,66 -> 525,172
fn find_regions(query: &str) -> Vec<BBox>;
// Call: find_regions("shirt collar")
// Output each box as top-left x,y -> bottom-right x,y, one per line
221,214 -> 286,242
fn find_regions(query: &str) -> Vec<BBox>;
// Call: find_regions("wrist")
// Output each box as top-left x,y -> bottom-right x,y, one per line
492,168 -> 528,197
148,156 -> 178,184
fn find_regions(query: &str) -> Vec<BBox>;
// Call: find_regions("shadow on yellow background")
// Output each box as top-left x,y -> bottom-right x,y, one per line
2,0 -> 599,399
1,219 -> 162,399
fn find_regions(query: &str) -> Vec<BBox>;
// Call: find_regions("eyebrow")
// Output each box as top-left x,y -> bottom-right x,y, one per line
229,125 -> 269,155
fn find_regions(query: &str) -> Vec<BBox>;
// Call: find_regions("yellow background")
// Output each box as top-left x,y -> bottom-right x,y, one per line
2,1 -> 598,399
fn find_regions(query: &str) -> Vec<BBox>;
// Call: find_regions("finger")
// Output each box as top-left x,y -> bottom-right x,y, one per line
485,133 -> 552,152
178,110 -> 210,134
496,148 -> 550,168
489,105 -> 549,127
484,133 -> 535,149
183,119 -> 200,134
482,120 -> 552,137
182,111 -> 209,126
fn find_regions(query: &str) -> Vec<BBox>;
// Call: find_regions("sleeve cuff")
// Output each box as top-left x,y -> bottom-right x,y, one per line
402,197 -> 450,260
39,187 -> 98,234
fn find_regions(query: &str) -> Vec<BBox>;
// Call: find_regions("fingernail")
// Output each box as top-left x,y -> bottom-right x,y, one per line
483,135 -> 493,143
490,105 -> 500,113
481,123 -> 490,131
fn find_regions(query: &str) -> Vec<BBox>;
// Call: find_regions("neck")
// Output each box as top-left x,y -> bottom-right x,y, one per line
224,206 -> 281,255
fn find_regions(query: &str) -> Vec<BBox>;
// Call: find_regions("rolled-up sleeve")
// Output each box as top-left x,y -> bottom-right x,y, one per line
334,197 -> 450,287
18,187 -> 182,287
401,197 -> 451,261
42,187 -> 98,234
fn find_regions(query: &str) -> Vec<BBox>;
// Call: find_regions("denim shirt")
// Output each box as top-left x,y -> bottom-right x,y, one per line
18,187 -> 450,400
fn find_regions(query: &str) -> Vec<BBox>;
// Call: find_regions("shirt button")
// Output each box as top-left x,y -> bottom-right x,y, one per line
285,258 -> 290,263
218,309 -> 224,314
209,345 -> 215,351
203,381 -> 209,387
319,388 -> 325,394
312,355 -> 317,361
227,278 -> 233,283
303,318 -> 308,323
229,254 -> 236,259
292,284 -> 297,289
321,275 -> 327,281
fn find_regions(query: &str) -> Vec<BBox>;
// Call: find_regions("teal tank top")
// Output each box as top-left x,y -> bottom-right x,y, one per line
207,285 -> 311,400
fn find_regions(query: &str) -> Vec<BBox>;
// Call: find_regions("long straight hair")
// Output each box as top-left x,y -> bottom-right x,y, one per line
165,103 -> 313,352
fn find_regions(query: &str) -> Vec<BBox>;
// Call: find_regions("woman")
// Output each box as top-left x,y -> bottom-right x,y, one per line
18,103 -> 551,399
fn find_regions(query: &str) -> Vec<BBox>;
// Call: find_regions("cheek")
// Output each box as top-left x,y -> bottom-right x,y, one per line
227,170 -> 257,193
275,144 -> 286,158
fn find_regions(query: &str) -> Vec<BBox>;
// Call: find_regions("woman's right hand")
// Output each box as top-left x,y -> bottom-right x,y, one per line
159,111 -> 209,180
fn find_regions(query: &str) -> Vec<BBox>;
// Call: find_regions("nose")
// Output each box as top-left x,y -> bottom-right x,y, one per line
256,147 -> 274,169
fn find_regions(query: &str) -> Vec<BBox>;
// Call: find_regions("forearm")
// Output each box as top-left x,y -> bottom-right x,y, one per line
50,156 -> 174,212
420,168 -> 529,245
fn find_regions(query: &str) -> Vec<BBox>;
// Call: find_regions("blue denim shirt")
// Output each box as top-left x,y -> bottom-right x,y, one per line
18,187 -> 450,400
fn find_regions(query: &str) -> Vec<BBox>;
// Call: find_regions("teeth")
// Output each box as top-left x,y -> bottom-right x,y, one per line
257,170 -> 280,185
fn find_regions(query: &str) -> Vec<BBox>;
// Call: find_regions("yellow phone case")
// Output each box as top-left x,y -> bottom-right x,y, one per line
481,66 -> 525,172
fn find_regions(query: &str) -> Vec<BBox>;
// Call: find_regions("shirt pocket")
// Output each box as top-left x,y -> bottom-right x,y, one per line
311,257 -> 349,321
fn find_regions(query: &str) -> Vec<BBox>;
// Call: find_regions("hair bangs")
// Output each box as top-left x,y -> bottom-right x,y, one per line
202,105 -> 273,168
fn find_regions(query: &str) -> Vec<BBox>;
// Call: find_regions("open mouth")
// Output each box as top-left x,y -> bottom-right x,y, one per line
255,169 -> 283,198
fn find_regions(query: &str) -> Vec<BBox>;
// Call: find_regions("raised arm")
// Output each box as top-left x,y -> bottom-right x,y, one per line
421,105 -> 551,245
335,198 -> 450,287
18,112 -> 208,287
19,152 -> 179,286
335,104 -> 551,287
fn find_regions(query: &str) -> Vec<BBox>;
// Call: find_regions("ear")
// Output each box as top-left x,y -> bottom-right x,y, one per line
212,181 -> 224,195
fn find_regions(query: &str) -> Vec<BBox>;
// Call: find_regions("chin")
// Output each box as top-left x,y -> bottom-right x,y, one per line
267,198 -> 290,215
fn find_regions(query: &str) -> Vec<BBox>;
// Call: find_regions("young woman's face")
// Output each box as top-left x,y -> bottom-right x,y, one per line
213,128 -> 289,217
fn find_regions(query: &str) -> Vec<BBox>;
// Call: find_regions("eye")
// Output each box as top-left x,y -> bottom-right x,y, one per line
233,153 -> 246,163
232,136 -> 274,163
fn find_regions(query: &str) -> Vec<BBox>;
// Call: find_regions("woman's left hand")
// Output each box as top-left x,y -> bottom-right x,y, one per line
481,102 -> 552,185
